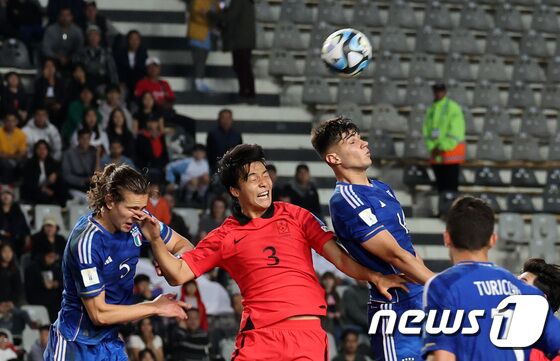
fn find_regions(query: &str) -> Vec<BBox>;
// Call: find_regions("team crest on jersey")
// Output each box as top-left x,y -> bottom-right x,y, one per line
276,220 -> 290,234
131,226 -> 142,247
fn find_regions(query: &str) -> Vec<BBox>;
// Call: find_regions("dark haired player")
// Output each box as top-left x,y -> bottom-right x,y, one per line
137,143 -> 408,360
44,164 -> 192,361
311,117 -> 434,361
423,197 -> 560,361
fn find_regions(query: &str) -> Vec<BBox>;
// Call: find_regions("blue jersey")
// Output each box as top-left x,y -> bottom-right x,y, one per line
423,261 -> 560,360
56,213 -> 173,345
329,180 -> 423,302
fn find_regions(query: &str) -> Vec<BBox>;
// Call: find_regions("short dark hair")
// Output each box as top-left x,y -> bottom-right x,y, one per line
311,116 -> 359,158
446,196 -> 495,251
77,128 -> 92,138
218,144 -> 266,197
105,84 -> 121,94
341,328 -> 359,341
218,108 -> 232,119
192,143 -> 206,152
134,274 -> 150,286
522,258 -> 560,312
296,164 -> 309,173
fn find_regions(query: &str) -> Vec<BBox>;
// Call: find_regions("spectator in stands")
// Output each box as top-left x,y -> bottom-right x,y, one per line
30,217 -> 66,261
0,188 -> 30,257
132,91 -> 165,134
6,0 -> 43,51
163,193 -> 192,241
136,118 -> 169,184
133,274 -> 153,304
187,0 -> 217,93
62,128 -> 98,194
0,329 -> 17,361
99,84 -> 132,130
138,348 -> 157,361
32,59 -> 66,128
0,243 -> 22,305
27,325 -> 50,361
22,107 -> 62,160
24,245 -> 63,322
73,24 -> 119,90
79,1 -> 116,47
179,281 -> 208,331
128,318 -> 164,361
134,57 -> 175,111
321,271 -> 341,336
266,164 -> 283,202
41,7 -> 84,71
206,108 -> 242,173
0,1 -> 18,39
422,82 -> 465,216
100,139 -> 134,169
341,281 -> 370,334
70,108 -> 109,155
115,30 -> 148,101
106,108 -> 135,157
283,163 -> 323,221
197,195 -> 227,242
1,72 -> 28,123
65,63 -> 91,103
209,0 -> 255,102
21,140 -> 68,207
179,144 -> 210,206
146,183 -> 171,225
0,112 -> 27,184
46,0 -> 84,26
332,329 -> 370,361
169,309 -> 210,361
62,86 -> 99,143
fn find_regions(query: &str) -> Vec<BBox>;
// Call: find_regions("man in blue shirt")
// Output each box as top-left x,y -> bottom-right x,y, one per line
44,164 -> 192,361
311,117 -> 435,361
423,196 -> 560,361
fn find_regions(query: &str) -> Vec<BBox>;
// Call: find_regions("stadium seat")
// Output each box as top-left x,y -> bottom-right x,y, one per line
477,55 -> 509,82
511,167 -> 540,187
479,193 -> 501,213
22,326 -> 38,354
512,54 -> 546,83
446,79 -> 470,107
484,29 -> 519,57
19,252 -> 31,283
473,80 -> 502,108
337,79 -> 367,106
498,213 -> 526,250
0,38 -> 30,68
474,167 -> 505,186
309,21 -> 335,50
268,50 -> 300,77
279,0 -> 313,24
403,130 -> 430,160
415,26 -> 445,54
459,2 -> 493,31
317,0 -> 347,26
495,4 -> 525,32
507,81 -> 537,109
387,0 -> 418,29
272,22 -> 305,50
403,164 -> 431,187
352,0 -> 383,28
444,53 -> 474,81
475,131 -> 507,162
69,205 -> 89,229
542,185 -> 560,214
520,30 -> 550,58
547,168 -> 560,184
506,193 -> 536,213
22,305 -> 50,325
370,104 -> 407,133
34,205 -> 66,233
520,107 -> 550,139
408,103 -> 428,133
174,208 -> 200,237
368,128 -> 397,159
336,103 -> 366,130
463,107 -> 479,135
546,56 -> 560,83
424,1 -> 453,30
373,51 -> 405,80
404,77 -> 433,106
482,106 -> 514,136
449,28 -> 482,55
256,23 -> 271,50
255,0 -> 276,22
408,53 -> 439,80
530,214 -> 558,263
531,4 -> 559,34
512,133 -> 543,162
548,134 -> 560,161
371,77 -> 402,106
302,77 -> 332,105
379,26 -> 411,54
304,48 -> 330,77
541,84 -> 560,110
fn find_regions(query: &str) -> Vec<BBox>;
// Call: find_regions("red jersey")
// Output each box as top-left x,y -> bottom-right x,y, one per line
531,349 -> 560,361
181,202 -> 334,329
134,78 -> 176,105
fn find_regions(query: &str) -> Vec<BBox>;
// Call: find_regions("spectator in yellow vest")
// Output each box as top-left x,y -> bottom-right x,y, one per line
0,112 -> 27,184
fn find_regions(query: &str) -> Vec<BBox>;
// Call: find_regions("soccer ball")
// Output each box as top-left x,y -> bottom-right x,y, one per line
321,28 -> 372,77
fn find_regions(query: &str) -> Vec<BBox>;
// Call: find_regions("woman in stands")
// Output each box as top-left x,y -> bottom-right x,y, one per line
71,108 -> 110,156
127,318 -> 165,361
132,91 -> 164,135
1,72 -> 28,124
32,58 -> 66,128
106,107 -> 135,158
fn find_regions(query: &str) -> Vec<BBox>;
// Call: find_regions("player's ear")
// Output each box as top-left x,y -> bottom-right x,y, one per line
229,186 -> 240,198
443,230 -> 452,248
325,152 -> 340,166
105,194 -> 114,210
488,232 -> 497,249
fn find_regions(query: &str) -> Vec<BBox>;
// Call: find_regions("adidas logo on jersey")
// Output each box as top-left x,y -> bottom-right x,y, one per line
104,256 -> 113,265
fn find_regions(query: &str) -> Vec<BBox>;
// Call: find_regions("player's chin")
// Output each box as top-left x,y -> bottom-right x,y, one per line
121,223 -> 134,232
255,193 -> 272,208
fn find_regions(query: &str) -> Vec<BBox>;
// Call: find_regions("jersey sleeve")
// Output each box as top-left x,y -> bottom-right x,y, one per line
140,210 -> 173,244
533,309 -> 560,358
422,275 -> 457,358
70,232 -> 106,298
181,228 -> 224,278
297,207 -> 334,254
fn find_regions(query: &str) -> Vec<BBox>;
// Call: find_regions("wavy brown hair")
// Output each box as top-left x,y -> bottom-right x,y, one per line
87,164 -> 149,214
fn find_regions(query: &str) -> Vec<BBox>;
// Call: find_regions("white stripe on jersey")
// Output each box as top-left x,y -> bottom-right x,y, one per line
60,335 -> 67,361
381,304 -> 393,361
78,224 -> 98,264
388,303 -> 398,361
78,225 -> 93,264
340,186 -> 359,209
348,185 -> 364,206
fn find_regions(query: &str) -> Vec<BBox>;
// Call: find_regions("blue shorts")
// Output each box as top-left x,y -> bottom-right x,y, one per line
44,324 -> 128,361
368,293 -> 423,361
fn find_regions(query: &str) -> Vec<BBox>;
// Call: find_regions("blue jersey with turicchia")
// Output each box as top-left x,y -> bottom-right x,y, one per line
329,179 -> 423,302
55,213 -> 172,344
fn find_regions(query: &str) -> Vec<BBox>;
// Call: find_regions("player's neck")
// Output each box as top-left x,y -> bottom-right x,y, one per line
335,168 -> 370,186
238,203 -> 267,220
94,210 -> 117,233
450,248 -> 490,265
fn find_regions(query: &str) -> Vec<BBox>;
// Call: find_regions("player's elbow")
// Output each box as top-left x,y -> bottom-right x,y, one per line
90,312 -> 110,326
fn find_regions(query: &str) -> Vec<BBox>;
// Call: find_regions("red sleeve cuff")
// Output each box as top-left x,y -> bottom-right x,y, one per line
181,252 -> 203,278
315,231 -> 335,255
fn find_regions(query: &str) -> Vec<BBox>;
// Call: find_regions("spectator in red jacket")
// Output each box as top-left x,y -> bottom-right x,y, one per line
134,57 -> 175,111
135,117 -> 169,183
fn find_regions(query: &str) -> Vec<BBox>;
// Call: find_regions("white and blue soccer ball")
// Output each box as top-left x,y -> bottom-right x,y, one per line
321,28 -> 372,77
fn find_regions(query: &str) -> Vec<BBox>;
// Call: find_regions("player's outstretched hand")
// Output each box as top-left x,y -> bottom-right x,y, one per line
152,293 -> 190,319
133,211 -> 160,242
371,273 -> 409,301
